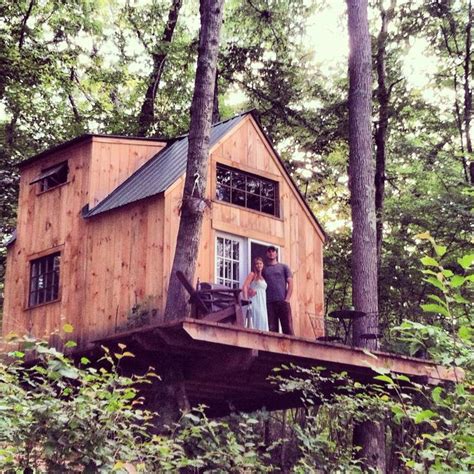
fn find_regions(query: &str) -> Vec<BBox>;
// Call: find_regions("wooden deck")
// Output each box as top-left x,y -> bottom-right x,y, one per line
91,319 -> 462,416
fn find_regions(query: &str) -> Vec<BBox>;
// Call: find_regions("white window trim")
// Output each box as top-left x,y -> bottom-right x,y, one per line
214,232 -> 282,288
215,232 -> 247,288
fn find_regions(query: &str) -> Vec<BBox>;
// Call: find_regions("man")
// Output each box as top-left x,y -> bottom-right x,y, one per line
262,245 -> 294,335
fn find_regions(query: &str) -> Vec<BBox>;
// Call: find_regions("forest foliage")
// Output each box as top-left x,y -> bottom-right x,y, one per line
0,0 -> 472,321
0,0 -> 473,470
1,239 -> 472,472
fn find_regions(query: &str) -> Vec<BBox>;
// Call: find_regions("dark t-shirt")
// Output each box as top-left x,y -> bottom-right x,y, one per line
263,263 -> 292,303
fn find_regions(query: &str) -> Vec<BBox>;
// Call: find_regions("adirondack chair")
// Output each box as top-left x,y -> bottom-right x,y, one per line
176,271 -> 246,327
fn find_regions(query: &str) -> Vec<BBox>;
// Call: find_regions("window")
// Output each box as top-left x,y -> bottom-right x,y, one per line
29,252 -> 61,307
30,161 -> 69,192
216,235 -> 244,288
216,164 -> 279,217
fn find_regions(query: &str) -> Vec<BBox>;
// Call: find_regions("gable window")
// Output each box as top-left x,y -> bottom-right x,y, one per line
216,164 -> 279,217
29,252 -> 61,307
30,161 -> 69,192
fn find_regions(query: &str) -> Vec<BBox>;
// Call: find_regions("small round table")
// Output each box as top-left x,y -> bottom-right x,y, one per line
328,309 -> 366,344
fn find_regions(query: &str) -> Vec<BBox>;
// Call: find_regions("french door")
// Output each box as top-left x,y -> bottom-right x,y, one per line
215,233 -> 246,288
248,239 -> 279,268
215,233 -> 280,288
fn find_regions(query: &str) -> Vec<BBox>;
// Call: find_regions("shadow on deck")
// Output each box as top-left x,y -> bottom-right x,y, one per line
91,318 -> 462,417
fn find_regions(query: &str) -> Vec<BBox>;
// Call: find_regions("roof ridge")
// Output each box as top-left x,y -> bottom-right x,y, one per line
83,110 -> 326,241
173,109 -> 253,140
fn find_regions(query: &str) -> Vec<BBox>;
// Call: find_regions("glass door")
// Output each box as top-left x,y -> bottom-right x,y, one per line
215,233 -> 246,288
248,239 -> 280,272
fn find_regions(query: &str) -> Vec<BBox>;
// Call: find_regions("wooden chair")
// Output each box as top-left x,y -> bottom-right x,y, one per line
176,271 -> 246,327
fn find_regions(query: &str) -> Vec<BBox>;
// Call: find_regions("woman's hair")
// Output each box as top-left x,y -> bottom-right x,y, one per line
253,256 -> 264,273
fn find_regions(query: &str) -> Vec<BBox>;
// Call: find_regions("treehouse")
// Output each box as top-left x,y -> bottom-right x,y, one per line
2,111 -> 459,415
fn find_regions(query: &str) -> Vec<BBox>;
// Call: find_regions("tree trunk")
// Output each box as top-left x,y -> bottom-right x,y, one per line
136,0 -> 183,136
375,0 -> 395,265
346,0 -> 386,471
145,358 -> 190,432
212,69 -> 221,124
164,0 -> 225,322
464,0 -> 473,183
439,0 -> 473,183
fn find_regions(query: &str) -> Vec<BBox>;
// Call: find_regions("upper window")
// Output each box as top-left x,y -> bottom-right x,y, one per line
30,161 -> 69,192
216,164 -> 279,217
29,252 -> 61,307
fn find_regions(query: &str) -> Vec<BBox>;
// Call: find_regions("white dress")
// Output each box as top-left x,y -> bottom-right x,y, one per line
249,279 -> 269,331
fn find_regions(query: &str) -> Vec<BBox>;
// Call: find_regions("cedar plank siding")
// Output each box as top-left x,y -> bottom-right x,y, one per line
2,115 -> 324,347
2,138 -> 165,346
160,115 -> 324,338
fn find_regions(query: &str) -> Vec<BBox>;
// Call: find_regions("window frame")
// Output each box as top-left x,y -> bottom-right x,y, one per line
215,163 -> 280,217
28,252 -> 61,308
215,233 -> 247,289
247,238 -> 281,273
30,161 -> 69,193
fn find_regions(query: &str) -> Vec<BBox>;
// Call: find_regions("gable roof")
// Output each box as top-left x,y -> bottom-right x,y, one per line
85,113 -> 247,218
84,111 -> 325,238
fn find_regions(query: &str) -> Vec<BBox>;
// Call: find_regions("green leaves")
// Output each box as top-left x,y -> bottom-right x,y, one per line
421,303 -> 449,317
63,323 -> 74,333
431,386 -> 443,404
434,245 -> 447,258
423,276 -> 445,292
450,275 -> 466,288
420,256 -> 439,267
458,325 -> 472,341
0,337 -> 160,472
373,374 -> 394,384
458,254 -> 474,270
414,409 -> 437,424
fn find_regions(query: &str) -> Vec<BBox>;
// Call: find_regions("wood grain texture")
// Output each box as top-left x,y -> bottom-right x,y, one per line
2,116 -> 325,346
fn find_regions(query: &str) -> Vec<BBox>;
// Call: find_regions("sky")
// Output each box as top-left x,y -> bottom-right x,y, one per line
226,0 -> 442,109
0,0 -> 447,121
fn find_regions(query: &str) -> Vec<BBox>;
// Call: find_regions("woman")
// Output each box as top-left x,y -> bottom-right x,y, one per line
242,257 -> 269,331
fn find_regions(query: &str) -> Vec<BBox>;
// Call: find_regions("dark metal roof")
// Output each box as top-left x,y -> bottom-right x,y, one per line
83,110 -> 325,238
85,113 -> 248,218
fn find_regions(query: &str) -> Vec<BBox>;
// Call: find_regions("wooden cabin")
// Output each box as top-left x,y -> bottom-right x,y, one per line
2,111 -> 325,347
2,111 -> 460,415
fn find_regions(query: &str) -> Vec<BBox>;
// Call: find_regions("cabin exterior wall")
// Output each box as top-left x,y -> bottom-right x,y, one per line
2,137 -> 165,346
2,116 -> 324,347
161,116 -> 325,338
88,137 -> 166,208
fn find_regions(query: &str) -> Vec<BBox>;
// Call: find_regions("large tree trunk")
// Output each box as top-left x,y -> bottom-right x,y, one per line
136,0 -> 183,136
164,0 -> 225,322
346,0 -> 386,471
438,0 -> 473,183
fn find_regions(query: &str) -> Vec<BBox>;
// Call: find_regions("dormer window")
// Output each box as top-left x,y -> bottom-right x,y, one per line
30,161 -> 69,192
216,164 -> 279,217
